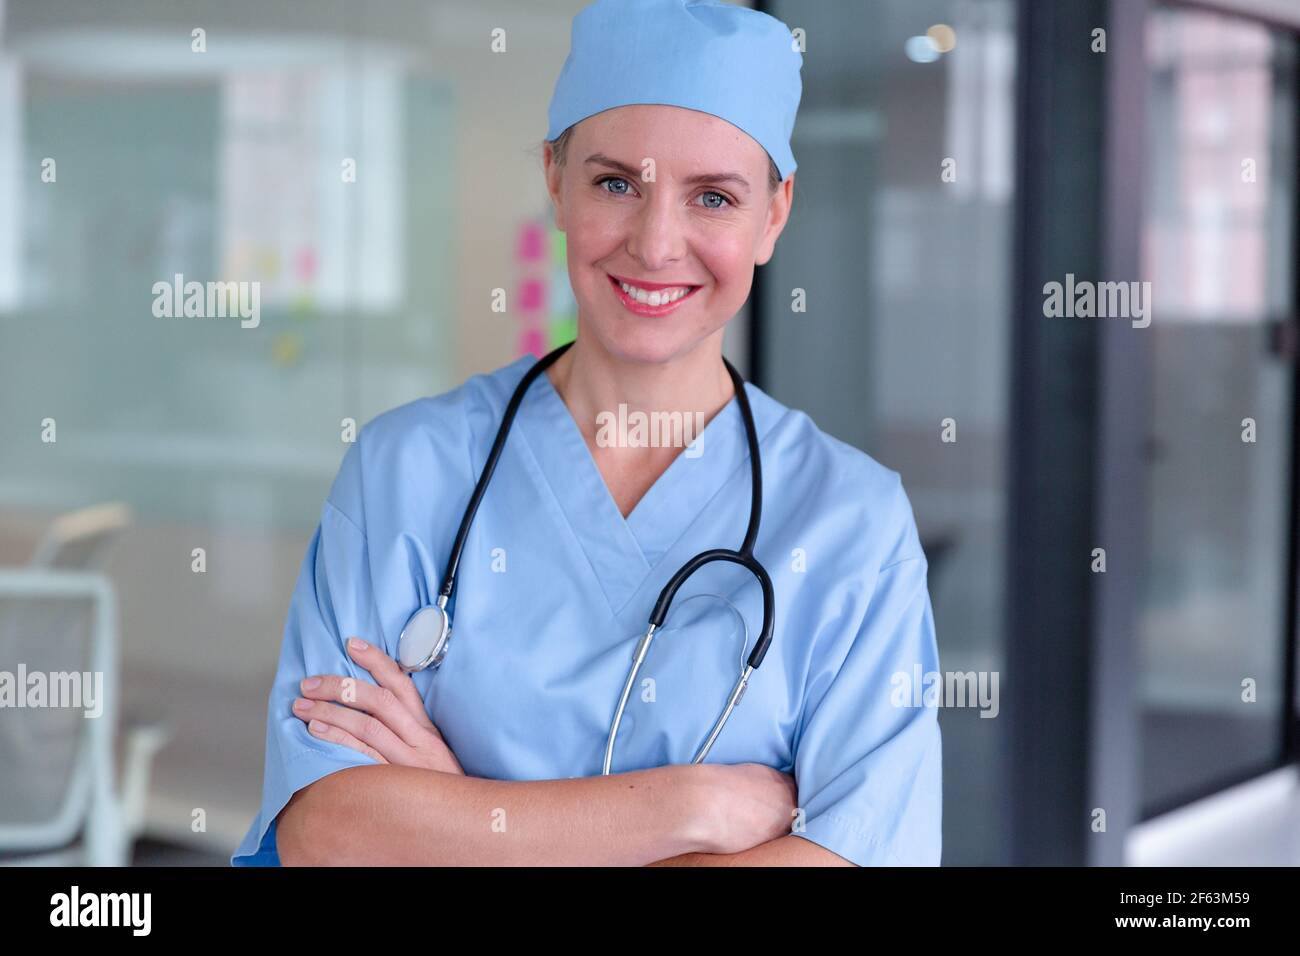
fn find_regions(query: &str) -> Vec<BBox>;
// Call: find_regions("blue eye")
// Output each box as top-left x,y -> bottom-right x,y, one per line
598,176 -> 632,195
698,191 -> 729,209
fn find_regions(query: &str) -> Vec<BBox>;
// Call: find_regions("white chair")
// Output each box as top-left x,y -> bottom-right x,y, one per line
0,503 -> 169,866
28,502 -> 133,571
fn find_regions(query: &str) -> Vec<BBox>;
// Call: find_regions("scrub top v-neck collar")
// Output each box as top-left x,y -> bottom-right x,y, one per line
513,362 -> 752,618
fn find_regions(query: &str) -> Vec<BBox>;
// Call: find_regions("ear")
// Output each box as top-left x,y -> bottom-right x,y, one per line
543,141 -> 567,232
754,174 -> 794,267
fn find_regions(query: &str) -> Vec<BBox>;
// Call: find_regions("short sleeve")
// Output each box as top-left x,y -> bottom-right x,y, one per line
790,493 -> 943,866
231,446 -> 387,866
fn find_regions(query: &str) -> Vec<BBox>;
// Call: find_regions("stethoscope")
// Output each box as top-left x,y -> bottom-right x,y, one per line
396,341 -> 775,775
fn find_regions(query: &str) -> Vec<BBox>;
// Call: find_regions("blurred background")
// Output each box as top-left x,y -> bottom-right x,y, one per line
0,0 -> 1295,866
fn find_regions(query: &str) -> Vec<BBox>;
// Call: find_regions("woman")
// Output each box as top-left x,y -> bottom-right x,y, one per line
233,0 -> 941,867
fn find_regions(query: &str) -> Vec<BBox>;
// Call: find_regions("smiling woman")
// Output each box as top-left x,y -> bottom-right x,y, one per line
540,102 -> 794,375
233,0 -> 942,869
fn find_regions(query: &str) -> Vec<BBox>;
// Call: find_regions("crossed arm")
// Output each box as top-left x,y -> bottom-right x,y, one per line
276,638 -> 852,867
647,836 -> 852,867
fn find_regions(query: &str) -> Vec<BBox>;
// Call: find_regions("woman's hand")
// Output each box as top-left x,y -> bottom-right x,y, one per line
292,637 -> 465,774
690,763 -> 799,855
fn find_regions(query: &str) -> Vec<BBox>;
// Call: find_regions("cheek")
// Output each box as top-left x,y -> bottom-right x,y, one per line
564,199 -> 627,261
696,233 -> 756,297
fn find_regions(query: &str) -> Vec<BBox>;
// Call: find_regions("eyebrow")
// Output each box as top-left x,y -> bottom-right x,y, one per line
583,153 -> 751,194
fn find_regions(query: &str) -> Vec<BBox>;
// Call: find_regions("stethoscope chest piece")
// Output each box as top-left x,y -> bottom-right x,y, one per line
398,603 -> 452,673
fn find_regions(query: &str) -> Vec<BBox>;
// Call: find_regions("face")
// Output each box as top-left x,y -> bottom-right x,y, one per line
544,104 -> 794,366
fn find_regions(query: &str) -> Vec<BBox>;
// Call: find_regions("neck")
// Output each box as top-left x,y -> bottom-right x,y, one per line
545,332 -> 737,443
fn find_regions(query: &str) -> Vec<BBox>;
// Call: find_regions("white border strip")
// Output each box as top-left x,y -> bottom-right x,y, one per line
1126,765 -> 1300,866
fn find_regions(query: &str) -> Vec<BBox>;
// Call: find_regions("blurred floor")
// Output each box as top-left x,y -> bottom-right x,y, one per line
131,837 -> 229,867
125,663 -> 270,856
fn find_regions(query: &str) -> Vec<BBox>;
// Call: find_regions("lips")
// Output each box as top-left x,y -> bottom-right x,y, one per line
607,273 -> 702,316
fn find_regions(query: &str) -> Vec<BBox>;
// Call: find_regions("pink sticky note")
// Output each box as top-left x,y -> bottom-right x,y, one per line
518,327 -> 545,357
518,278 -> 546,314
517,222 -> 545,263
297,247 -> 317,281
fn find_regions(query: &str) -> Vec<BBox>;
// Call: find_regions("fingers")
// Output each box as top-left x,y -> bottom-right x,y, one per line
344,637 -> 438,731
297,673 -> 431,750
292,638 -> 465,773
302,717 -> 389,763
293,696 -> 413,763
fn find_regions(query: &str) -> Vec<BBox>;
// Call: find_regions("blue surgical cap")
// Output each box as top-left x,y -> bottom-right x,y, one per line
546,0 -> 803,180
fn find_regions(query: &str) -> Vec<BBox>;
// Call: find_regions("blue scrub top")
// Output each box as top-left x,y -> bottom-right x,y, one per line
232,355 -> 942,866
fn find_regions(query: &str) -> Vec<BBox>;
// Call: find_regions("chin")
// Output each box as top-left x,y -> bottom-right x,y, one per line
586,318 -> 708,367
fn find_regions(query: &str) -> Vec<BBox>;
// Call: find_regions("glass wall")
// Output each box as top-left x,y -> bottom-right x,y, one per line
1138,5 -> 1297,815
760,0 -> 1017,864
0,0 -> 589,856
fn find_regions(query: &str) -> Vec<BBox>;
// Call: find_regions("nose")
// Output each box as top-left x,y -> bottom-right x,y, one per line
626,191 -> 687,271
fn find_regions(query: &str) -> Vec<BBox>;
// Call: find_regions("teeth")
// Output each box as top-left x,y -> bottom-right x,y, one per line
618,280 -> 693,306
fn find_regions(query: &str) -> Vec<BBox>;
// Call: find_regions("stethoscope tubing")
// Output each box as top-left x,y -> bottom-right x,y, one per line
405,341 -> 774,776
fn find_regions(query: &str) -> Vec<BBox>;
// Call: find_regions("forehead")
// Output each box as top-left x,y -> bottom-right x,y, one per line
570,104 -> 769,171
